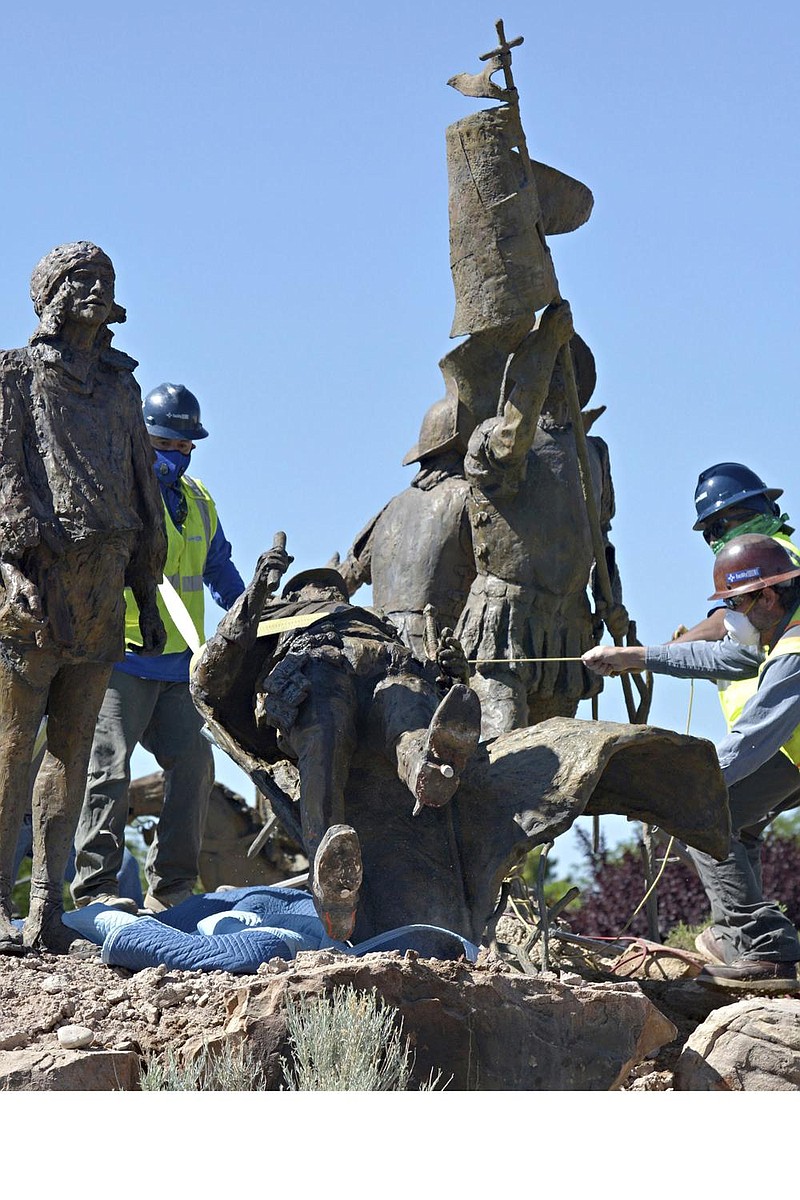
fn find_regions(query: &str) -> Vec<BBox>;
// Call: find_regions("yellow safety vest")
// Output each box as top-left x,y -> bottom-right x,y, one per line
717,533 -> 800,731
756,606 -> 800,768
125,476 -> 218,654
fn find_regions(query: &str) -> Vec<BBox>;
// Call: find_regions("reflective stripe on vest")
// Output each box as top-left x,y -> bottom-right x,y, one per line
757,607 -> 800,767
717,533 -> 800,730
124,475 -> 218,654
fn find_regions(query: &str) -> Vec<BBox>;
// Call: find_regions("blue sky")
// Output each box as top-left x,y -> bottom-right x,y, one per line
2,1 -> 799,876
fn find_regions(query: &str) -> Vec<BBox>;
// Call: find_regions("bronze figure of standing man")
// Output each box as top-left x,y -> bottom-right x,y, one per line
0,241 -> 167,953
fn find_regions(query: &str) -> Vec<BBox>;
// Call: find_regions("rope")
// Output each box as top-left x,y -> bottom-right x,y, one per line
617,679 -> 695,935
468,655 -> 586,664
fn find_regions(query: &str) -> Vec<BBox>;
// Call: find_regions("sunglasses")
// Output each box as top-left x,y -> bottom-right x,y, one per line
702,515 -> 742,544
723,590 -> 763,611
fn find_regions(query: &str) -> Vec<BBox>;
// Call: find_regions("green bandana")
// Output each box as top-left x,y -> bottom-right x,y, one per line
712,513 -> 791,555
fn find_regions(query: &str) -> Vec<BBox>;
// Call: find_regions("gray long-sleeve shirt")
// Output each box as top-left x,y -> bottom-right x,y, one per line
645,631 -> 800,787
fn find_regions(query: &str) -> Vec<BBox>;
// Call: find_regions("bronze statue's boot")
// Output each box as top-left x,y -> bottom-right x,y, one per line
396,683 -> 481,813
311,824 -> 362,943
0,881 -> 26,956
23,881 -> 78,955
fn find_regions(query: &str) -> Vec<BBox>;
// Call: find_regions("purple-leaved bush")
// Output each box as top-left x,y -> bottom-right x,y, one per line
565,826 -> 800,941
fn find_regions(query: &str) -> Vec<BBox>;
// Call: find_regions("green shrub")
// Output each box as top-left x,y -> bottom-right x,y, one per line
140,1040 -> 267,1091
282,985 -> 444,1091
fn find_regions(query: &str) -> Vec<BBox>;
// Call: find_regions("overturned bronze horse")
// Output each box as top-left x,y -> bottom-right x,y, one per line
192,553 -> 730,946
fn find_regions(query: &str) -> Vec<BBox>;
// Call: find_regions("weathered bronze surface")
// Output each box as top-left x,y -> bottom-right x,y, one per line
194,582 -> 730,943
0,243 -> 167,954
191,548 -> 729,945
339,394 -> 476,660
191,553 -> 481,940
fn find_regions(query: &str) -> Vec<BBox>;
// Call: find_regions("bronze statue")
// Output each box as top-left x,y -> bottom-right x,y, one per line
337,391 -> 475,660
0,242 -> 167,954
456,306 -> 629,737
440,28 -> 632,738
193,565 -> 731,945
191,553 -> 481,941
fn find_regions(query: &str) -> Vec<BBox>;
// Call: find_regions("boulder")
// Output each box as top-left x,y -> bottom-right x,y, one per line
211,953 -> 677,1090
675,997 -> 800,1090
0,1046 -> 139,1091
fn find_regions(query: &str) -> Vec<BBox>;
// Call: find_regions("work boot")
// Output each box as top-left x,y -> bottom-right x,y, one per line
694,926 -> 727,965
74,893 -> 139,915
311,823 -> 362,943
696,957 -> 799,993
397,684 -> 481,813
142,887 -> 194,914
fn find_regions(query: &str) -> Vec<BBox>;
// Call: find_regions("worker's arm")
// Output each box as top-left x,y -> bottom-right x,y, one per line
669,608 -> 727,644
203,519 -> 246,610
583,637 -> 762,681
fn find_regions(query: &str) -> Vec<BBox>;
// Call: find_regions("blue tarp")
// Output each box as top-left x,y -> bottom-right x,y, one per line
62,885 -> 479,974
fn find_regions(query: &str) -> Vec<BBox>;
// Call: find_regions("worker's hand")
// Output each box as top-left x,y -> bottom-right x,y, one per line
582,644 -> 647,676
595,600 -> 630,641
538,300 -> 574,347
0,561 -> 45,627
134,597 -> 167,656
436,628 -> 470,685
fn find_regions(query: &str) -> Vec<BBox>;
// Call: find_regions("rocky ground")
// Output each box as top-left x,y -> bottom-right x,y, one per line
0,946 -> 235,1064
1,906 -> 798,1091
0,915 -> 746,1091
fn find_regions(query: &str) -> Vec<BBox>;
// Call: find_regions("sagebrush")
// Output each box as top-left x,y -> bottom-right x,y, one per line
282,984 -> 443,1091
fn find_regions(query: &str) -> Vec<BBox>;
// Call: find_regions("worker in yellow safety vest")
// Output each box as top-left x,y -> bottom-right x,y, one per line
71,383 -> 289,913
673,462 -> 799,722
583,534 -> 800,994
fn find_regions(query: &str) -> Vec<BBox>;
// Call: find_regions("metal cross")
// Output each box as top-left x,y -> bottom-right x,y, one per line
478,19 -> 524,100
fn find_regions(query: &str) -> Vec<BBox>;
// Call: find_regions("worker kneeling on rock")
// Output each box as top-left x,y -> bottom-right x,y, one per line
583,533 -> 800,993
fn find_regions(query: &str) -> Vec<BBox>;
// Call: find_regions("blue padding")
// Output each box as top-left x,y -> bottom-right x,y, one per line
103,921 -> 296,973
65,886 -> 479,974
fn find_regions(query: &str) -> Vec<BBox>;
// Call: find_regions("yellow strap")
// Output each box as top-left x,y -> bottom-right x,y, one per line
158,575 -> 202,654
256,612 -> 332,638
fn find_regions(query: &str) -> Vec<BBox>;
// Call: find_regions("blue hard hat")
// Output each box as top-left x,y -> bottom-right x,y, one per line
692,462 -> 782,530
142,383 -> 209,440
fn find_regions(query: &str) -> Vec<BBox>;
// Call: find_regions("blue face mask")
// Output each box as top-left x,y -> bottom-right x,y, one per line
154,448 -> 191,485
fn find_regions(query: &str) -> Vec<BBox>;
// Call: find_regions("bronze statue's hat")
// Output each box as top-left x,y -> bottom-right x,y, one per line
281,568 -> 350,602
403,394 -> 468,466
566,331 -> 596,408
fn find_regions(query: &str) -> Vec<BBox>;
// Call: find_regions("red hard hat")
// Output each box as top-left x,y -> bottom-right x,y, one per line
709,534 -> 800,601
